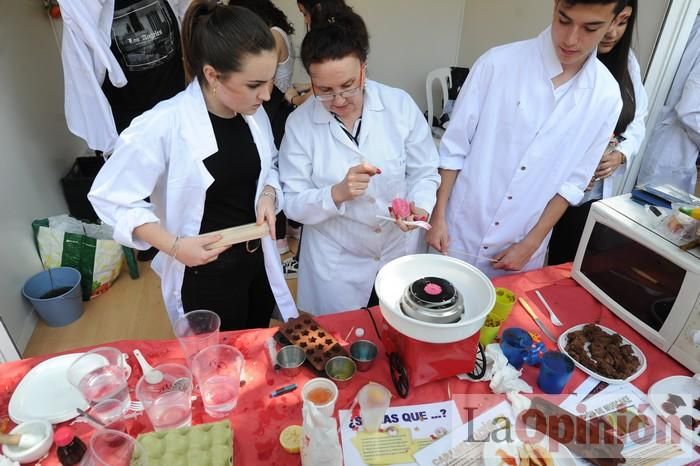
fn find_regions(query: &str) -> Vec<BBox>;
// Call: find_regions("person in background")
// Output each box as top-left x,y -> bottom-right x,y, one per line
426,0 -> 624,277
275,0 -> 348,278
549,0 -> 647,264
89,0 -> 297,330
283,0 -> 348,110
229,0 -> 297,256
60,0 -> 191,261
637,13 -> 700,194
279,4 -> 440,315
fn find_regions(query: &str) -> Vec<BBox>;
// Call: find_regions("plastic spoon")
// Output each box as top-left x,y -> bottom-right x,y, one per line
375,215 -> 432,230
0,432 -> 45,449
133,349 -> 163,384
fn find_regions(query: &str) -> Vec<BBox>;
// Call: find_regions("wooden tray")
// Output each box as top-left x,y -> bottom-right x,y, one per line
199,223 -> 269,250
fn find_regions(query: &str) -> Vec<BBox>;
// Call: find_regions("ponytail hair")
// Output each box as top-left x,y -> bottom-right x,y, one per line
300,3 -> 369,72
181,0 -> 275,83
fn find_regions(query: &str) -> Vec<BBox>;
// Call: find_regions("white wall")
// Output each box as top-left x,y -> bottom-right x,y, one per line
275,0 -> 466,109
0,0 -> 87,352
458,0 -> 670,76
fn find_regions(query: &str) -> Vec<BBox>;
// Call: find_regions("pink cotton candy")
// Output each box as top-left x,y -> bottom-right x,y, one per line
391,198 -> 411,218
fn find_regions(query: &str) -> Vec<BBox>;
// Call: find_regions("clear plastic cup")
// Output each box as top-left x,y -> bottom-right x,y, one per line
190,345 -> 244,417
67,347 -> 130,412
86,398 -> 128,432
357,383 -> 392,432
82,429 -> 145,466
174,310 -> 221,366
135,363 -> 193,431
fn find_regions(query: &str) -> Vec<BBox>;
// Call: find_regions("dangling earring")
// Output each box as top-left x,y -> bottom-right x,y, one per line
212,86 -> 217,96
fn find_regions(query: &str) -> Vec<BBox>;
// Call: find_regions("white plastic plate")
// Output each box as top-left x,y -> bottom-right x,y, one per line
648,375 -> 700,444
9,353 -> 88,424
482,429 -> 576,466
557,324 -> 647,385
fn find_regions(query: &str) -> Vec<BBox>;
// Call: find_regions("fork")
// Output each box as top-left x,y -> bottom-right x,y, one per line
375,215 -> 432,230
535,290 -> 563,327
128,400 -> 144,412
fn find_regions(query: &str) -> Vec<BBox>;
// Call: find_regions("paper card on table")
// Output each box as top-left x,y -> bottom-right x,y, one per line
560,377 -> 700,466
338,400 -> 462,466
413,401 -> 515,466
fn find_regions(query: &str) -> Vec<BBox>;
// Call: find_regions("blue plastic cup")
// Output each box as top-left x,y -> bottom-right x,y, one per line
500,328 -> 532,369
537,351 -> 575,394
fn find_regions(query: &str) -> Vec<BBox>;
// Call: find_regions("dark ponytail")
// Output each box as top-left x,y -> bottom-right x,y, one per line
300,3 -> 369,72
598,0 -> 637,135
181,0 -> 275,83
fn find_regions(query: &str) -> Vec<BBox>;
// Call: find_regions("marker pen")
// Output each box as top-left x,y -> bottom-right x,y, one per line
270,383 -> 298,398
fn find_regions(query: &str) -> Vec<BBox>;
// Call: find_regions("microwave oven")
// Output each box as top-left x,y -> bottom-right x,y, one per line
571,194 -> 700,373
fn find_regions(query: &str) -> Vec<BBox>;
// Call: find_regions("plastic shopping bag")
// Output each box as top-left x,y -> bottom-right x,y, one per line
31,215 -> 139,300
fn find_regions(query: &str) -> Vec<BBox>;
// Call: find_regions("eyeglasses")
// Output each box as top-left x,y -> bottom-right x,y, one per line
314,86 -> 362,102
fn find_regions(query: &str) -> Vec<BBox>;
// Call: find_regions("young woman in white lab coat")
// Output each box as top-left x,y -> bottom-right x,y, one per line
549,0 -> 648,264
89,0 -> 297,330
279,4 -> 441,315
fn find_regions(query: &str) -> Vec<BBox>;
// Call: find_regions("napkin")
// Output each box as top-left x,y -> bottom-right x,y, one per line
458,343 -> 533,394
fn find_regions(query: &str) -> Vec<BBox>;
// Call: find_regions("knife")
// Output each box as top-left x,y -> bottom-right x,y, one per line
518,297 -> 558,343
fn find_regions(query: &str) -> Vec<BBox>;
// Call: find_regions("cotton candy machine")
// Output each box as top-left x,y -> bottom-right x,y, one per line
374,255 -> 495,397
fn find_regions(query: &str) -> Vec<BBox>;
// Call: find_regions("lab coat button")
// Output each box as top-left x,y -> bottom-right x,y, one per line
495,222 -> 500,226
374,256 -> 380,261
483,246 -> 489,250
520,166 -> 526,171
374,227 -> 381,233
507,196 -> 513,200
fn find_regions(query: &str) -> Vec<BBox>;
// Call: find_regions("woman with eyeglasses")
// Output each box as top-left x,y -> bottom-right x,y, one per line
89,0 -> 297,330
279,4 -> 440,316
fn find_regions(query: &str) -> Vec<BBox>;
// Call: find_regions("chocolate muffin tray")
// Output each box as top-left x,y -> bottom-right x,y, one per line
275,315 -> 349,372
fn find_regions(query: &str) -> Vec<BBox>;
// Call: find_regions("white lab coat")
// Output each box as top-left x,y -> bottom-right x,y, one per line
280,80 -> 440,315
58,0 -> 189,153
89,80 -> 298,327
603,51 -> 648,198
638,15 -> 700,193
439,27 -> 621,277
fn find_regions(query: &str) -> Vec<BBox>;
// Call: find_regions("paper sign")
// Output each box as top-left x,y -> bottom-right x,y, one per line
339,400 -> 462,466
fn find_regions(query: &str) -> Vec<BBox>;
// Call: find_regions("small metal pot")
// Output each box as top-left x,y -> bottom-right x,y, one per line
349,340 -> 378,371
324,356 -> 356,387
276,345 -> 306,377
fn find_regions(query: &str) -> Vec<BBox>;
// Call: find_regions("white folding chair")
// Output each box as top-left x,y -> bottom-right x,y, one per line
425,67 -> 452,144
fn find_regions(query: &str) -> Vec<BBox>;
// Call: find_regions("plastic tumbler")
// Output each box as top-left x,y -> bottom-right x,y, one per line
489,288 -> 517,322
174,310 -> 221,365
301,378 -> 338,417
191,345 -> 244,417
537,351 -> 575,394
82,429 -> 145,466
357,383 -> 392,433
500,328 -> 533,369
67,347 -> 130,412
86,398 -> 128,432
136,363 -> 193,431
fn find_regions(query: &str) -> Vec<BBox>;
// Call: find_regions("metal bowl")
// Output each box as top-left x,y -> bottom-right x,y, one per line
276,345 -> 306,377
349,340 -> 378,371
324,356 -> 356,387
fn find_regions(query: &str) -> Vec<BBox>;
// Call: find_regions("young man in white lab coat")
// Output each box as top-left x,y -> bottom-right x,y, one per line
426,0 -> 624,277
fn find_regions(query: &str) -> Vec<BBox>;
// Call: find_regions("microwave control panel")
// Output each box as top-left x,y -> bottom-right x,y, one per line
669,293 -> 700,373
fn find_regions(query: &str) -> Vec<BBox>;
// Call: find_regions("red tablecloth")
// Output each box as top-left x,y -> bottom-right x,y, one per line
0,264 -> 690,465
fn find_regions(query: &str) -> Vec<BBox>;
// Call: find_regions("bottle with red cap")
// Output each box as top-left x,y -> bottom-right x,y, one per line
54,426 -> 86,465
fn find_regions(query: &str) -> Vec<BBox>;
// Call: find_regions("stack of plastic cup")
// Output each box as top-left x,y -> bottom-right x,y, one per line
479,288 -> 516,346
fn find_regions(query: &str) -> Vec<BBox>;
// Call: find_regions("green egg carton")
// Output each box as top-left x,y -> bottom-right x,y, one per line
132,420 -> 234,466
